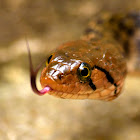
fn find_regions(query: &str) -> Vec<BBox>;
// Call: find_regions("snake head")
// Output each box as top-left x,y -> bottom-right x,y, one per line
28,39 -> 126,100
27,39 -> 91,98
40,40 -> 95,99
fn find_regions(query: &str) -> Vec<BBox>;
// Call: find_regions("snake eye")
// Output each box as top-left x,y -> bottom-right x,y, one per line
47,54 -> 53,64
46,54 -> 53,66
77,62 -> 91,82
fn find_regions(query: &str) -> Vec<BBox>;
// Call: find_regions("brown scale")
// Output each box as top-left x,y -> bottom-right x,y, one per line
28,12 -> 140,101
84,12 -> 140,71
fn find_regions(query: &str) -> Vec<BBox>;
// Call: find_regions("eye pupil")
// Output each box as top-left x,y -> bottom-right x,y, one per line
77,62 -> 91,82
48,55 -> 53,63
81,68 -> 88,76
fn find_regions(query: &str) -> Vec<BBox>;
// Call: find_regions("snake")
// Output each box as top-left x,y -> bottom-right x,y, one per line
27,12 -> 140,101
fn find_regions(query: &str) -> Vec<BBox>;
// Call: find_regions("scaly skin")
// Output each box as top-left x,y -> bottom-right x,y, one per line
40,39 -> 126,101
28,12 -> 140,101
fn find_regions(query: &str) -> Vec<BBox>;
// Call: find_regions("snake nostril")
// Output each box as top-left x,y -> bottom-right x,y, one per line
58,74 -> 62,80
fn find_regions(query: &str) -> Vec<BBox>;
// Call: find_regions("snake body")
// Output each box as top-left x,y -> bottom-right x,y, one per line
29,12 -> 140,101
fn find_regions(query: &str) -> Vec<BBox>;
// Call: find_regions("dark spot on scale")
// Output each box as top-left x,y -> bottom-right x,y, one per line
85,28 -> 94,34
109,17 -> 115,23
118,21 -> 126,30
95,46 -> 100,50
126,28 -> 134,36
118,19 -> 134,36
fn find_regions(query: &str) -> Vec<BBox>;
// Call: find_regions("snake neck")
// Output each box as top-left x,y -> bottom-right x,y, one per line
82,12 -> 140,71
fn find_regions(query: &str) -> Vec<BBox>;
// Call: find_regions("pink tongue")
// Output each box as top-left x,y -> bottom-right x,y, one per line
39,86 -> 51,95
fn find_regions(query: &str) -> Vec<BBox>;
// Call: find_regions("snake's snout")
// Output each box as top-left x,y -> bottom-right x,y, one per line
40,65 -> 86,96
40,67 -> 66,93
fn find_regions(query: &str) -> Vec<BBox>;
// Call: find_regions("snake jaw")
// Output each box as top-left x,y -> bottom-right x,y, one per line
39,86 -> 52,95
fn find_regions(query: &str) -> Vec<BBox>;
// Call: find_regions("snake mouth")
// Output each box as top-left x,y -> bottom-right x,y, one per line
39,86 -> 52,95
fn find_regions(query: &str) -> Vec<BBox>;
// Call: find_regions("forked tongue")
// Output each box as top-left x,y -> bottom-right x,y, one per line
26,39 -> 51,95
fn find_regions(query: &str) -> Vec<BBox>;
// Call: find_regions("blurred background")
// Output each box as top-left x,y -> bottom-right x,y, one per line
0,0 -> 140,139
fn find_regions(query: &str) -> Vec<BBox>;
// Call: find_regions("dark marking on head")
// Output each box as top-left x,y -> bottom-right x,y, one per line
89,78 -> 96,90
93,65 -> 118,95
94,65 -> 114,84
114,83 -> 117,94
